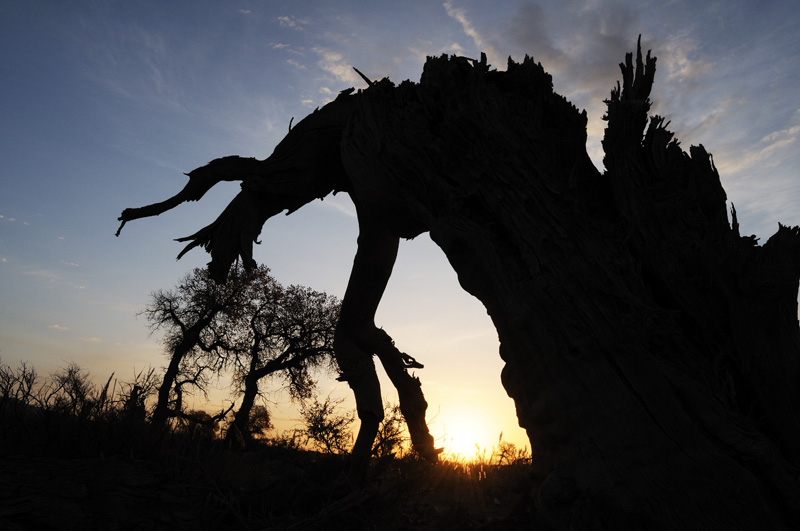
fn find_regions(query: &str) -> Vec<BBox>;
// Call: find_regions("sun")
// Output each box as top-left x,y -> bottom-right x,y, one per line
440,411 -> 491,458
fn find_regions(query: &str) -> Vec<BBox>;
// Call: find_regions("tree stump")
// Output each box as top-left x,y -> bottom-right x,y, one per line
120,39 -> 800,529
340,44 -> 800,529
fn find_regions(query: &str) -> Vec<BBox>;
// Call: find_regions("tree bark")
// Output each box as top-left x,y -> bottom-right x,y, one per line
340,46 -> 800,529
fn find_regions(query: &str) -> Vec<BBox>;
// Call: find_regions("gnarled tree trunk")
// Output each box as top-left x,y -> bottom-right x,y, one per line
341,46 -> 800,529
119,39 -> 800,529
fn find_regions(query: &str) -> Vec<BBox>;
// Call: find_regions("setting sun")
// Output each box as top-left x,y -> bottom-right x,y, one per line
438,409 -> 497,458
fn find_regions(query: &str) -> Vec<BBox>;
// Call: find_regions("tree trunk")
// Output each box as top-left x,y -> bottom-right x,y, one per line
151,314 -> 218,428
151,345 -> 184,428
229,355 -> 260,442
229,374 -> 258,443
340,47 -> 800,529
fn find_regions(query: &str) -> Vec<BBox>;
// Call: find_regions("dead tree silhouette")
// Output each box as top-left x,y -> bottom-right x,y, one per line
119,39 -> 800,529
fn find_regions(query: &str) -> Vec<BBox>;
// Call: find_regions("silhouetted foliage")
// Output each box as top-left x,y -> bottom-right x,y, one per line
0,359 -> 38,417
225,277 -> 340,442
0,360 -> 155,457
490,432 -> 531,466
143,264 -> 340,439
372,402 -> 408,458
300,395 -> 355,454
248,404 -> 273,438
118,366 -> 159,423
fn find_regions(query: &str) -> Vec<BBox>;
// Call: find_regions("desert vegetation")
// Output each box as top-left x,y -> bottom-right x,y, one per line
0,357 -> 533,530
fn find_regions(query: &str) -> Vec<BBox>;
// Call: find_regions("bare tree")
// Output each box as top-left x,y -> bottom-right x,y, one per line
143,267 -> 243,427
144,264 -> 339,439
226,280 -> 340,442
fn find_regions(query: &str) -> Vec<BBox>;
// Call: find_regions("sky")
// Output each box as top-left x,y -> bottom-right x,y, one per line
2,0 -> 799,456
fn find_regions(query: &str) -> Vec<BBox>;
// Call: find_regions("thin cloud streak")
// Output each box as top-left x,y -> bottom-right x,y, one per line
443,0 -> 504,66
312,47 -> 361,85
77,21 -> 184,111
717,124 -> 800,176
277,15 -> 307,30
316,195 -> 357,219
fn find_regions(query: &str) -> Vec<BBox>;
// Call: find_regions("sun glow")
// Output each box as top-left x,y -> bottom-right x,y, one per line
439,411 -> 493,459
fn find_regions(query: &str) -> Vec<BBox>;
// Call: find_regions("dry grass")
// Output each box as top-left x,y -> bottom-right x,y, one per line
0,439 -> 534,530
0,361 -> 535,530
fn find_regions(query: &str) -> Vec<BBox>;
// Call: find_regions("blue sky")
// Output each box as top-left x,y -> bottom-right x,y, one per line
2,0 -> 799,454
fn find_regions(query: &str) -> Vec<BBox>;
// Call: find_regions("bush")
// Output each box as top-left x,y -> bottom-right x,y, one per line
299,396 -> 354,454
372,402 -> 408,458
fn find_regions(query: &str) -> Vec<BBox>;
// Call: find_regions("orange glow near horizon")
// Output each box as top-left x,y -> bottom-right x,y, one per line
441,428 -> 484,459
436,408 -> 509,460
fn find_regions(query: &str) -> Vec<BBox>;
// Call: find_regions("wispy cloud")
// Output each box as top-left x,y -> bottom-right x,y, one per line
24,269 -> 60,282
0,215 -> 28,226
317,194 -> 357,218
716,124 -> 800,176
660,95 -> 742,145
315,86 -> 336,105
660,34 -> 715,83
710,106 -> 800,237
759,126 -> 800,154
442,0 -> 503,65
49,324 -> 68,331
439,42 -> 466,56
80,337 -> 102,344
277,15 -> 307,30
312,47 -> 361,84
75,19 -> 186,112
721,169 -> 800,240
